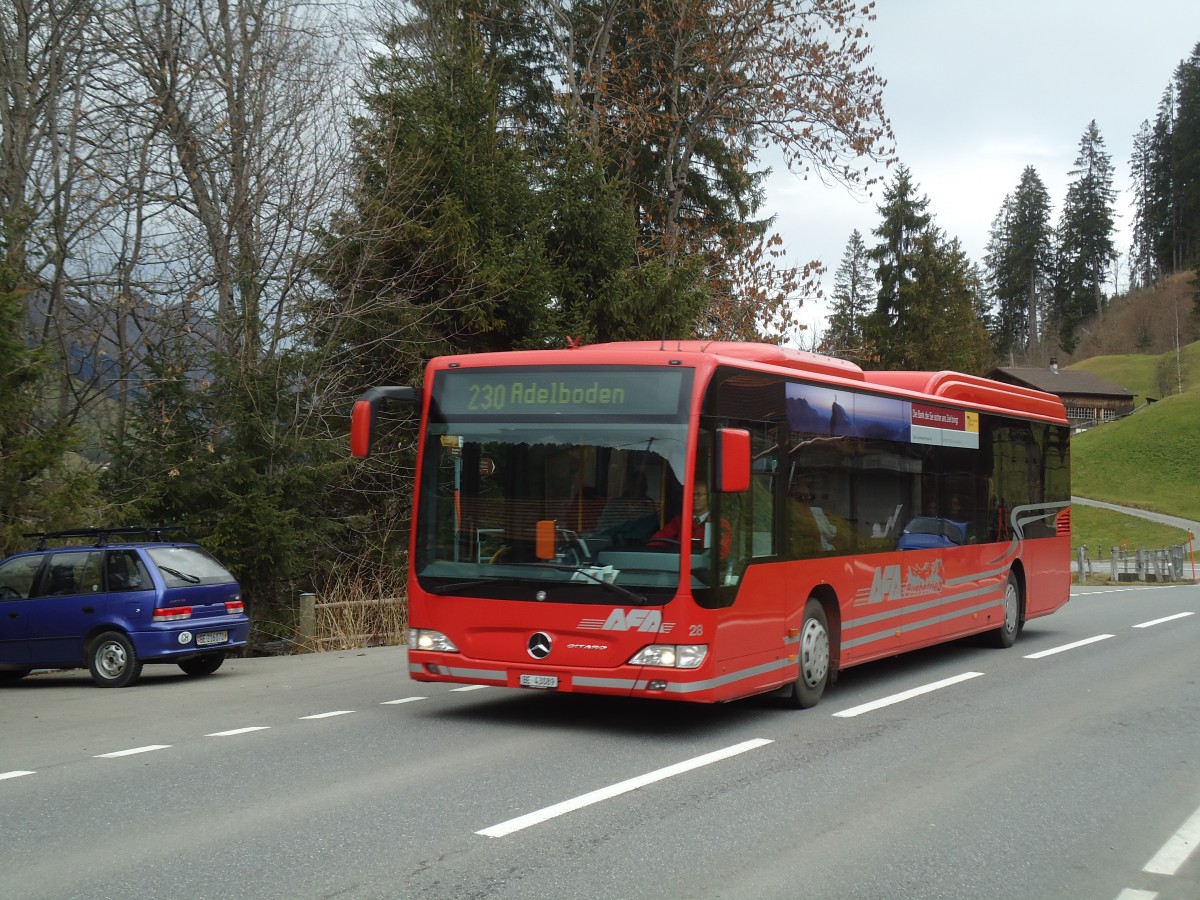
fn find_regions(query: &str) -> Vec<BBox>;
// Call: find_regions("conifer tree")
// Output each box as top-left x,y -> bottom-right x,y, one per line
821,230 -> 874,361
1129,119 -> 1160,289
1172,42 -> 1200,281
985,166 -> 1053,357
318,0 -> 558,379
0,270 -> 89,554
864,165 -> 932,366
1054,120 -> 1117,351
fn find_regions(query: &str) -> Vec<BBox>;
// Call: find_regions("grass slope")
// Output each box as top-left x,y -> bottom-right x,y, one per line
1071,340 -> 1200,405
1070,371 -> 1200,521
1068,337 -> 1200,557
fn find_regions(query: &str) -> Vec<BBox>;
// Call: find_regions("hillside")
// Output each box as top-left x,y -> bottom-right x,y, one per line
1071,387 -> 1200,521
1067,270 -> 1198,368
1071,341 -> 1200,406
1066,270 -> 1199,546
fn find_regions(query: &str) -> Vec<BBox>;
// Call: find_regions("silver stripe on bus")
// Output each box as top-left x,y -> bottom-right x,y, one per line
575,657 -> 797,694
843,598 -> 1004,650
410,663 -> 508,682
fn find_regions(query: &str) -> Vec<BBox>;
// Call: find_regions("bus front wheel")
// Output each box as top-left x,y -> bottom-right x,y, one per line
786,599 -> 830,709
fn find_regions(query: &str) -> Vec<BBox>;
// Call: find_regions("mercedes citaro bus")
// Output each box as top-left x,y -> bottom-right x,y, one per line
351,341 -> 1070,707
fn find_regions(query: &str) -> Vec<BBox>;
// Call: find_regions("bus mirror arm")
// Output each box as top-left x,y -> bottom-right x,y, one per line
351,386 -> 419,458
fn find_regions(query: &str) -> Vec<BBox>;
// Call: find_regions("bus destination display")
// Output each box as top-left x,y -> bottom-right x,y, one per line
435,367 -> 689,417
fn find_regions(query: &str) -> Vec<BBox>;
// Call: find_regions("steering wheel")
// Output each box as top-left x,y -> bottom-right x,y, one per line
0,585 -> 22,600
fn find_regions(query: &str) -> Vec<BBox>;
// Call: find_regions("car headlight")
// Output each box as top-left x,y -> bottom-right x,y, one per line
408,629 -> 459,652
627,644 -> 708,669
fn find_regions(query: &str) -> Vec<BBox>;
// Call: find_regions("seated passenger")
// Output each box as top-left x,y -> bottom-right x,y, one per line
788,475 -> 848,557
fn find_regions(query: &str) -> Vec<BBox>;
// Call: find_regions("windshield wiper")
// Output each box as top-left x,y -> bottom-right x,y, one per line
427,568 -> 650,605
159,566 -> 201,584
425,576 -> 537,595
525,563 -> 649,605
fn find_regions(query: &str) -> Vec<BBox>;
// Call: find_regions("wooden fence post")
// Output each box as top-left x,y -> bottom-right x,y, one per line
298,592 -> 317,648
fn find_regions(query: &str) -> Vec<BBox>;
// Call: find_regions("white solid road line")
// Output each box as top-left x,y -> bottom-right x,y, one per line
832,672 -> 985,719
94,745 -> 171,758
1024,634 -> 1115,659
1143,801 -> 1200,876
1133,611 -> 1195,628
477,738 -> 774,838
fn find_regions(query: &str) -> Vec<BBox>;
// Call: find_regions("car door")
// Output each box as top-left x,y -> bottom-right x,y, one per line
0,553 -> 46,665
25,550 -> 107,665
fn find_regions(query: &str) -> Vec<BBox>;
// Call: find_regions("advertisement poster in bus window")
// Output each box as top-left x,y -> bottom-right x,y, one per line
785,384 -> 909,441
784,385 -> 978,449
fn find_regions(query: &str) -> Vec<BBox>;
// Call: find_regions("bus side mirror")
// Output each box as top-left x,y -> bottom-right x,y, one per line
714,428 -> 751,493
351,386 -> 418,458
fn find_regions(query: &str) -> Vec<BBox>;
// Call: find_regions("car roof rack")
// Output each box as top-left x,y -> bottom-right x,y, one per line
22,526 -> 186,551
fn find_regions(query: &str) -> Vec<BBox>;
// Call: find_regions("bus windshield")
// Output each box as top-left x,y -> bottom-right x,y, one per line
413,366 -> 704,601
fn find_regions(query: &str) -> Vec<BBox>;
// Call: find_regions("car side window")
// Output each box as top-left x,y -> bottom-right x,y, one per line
105,550 -> 151,591
0,554 -> 44,600
36,551 -> 103,596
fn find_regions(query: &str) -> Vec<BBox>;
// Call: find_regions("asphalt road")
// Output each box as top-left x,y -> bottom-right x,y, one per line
2,583 -> 1198,900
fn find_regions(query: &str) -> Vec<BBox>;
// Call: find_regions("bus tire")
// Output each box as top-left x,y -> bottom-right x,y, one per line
987,572 -> 1021,649
786,599 -> 830,709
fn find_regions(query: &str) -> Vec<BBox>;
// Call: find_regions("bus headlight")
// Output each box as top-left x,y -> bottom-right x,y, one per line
408,629 -> 459,652
628,644 -> 708,669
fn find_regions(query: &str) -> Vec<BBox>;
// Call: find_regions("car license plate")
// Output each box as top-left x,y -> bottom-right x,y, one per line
519,673 -> 558,690
197,630 -> 228,647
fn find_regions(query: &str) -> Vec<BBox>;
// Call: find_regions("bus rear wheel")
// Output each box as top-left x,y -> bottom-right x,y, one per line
987,572 -> 1022,649
786,599 -> 830,709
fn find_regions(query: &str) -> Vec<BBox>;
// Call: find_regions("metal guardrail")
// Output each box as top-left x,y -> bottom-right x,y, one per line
1074,545 -> 1196,584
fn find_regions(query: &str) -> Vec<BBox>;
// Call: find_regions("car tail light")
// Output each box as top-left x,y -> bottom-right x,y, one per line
153,606 -> 192,622
225,599 -> 244,615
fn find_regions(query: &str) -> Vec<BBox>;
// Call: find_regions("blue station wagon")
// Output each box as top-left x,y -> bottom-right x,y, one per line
0,527 -> 250,687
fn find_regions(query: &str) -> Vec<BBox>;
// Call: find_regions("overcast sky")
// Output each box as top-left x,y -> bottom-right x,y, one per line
765,0 -> 1199,342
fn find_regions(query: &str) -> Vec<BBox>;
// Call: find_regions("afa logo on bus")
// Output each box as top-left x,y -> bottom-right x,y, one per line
863,561 -> 945,604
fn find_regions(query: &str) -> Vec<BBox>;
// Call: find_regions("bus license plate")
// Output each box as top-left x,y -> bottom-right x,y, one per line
197,631 -> 228,647
519,673 -> 558,690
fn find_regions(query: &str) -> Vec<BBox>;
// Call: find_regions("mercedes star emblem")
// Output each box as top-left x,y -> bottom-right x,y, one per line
527,632 -> 552,659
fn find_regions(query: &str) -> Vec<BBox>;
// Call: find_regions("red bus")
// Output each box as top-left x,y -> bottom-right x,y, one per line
351,341 -> 1071,707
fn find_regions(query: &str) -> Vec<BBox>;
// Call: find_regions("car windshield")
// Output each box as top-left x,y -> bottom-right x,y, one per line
414,419 -> 698,600
144,546 -> 235,587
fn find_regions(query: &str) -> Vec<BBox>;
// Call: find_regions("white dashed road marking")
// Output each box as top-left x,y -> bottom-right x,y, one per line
206,726 -> 271,737
1024,634 -> 1114,659
477,738 -> 774,838
299,710 -> 355,720
1143,801 -> 1200,876
1133,612 -> 1194,629
94,745 -> 171,758
833,672 -> 984,718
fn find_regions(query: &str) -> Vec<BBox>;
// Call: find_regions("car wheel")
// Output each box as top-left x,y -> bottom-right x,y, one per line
785,598 -> 830,709
178,654 -> 225,677
987,572 -> 1022,649
0,669 -> 31,684
87,631 -> 143,687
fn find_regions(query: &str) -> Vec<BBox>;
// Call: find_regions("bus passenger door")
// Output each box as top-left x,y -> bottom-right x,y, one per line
704,424 -> 787,691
